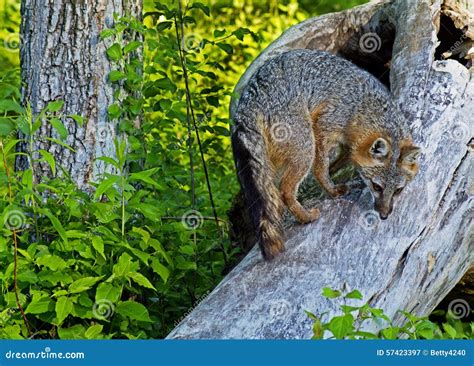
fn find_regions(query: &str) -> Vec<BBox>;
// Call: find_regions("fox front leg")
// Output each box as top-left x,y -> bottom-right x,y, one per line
313,142 -> 349,197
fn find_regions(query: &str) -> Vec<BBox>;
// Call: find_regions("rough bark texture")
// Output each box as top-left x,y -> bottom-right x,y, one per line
168,0 -> 473,339
19,0 -> 142,187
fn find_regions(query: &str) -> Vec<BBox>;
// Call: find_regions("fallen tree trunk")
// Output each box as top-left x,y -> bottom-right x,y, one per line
167,0 -> 473,339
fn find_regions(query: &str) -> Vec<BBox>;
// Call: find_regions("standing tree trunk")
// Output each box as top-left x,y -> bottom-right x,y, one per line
18,0 -> 142,188
168,0 -> 473,339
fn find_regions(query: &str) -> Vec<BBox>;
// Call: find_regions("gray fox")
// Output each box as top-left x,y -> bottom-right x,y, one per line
231,49 -> 420,260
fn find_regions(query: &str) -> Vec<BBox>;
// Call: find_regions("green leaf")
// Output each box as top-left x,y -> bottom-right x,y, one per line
85,324 -> 103,339
47,100 -> 64,112
322,287 -> 341,299
25,296 -> 53,315
311,316 -> 324,339
69,277 -> 102,294
0,100 -> 23,113
129,168 -> 162,188
345,290 -> 363,300
132,227 -> 150,244
36,254 -> 67,271
0,117 -> 14,136
123,41 -> 142,54
369,308 -> 390,322
155,78 -> 176,92
91,236 -> 105,259
129,247 -> 150,265
115,301 -> 152,322
49,117 -> 68,139
418,327 -> 434,339
214,29 -> 226,37
71,114 -> 84,126
96,157 -> 120,169
38,150 -> 56,175
100,29 -> 116,40
106,43 -> 122,61
232,27 -> 251,41
55,296 -> 73,325
340,305 -> 360,314
108,104 -> 122,119
443,323 -> 457,338
156,21 -> 173,31
328,314 -> 354,339
113,252 -> 133,278
353,331 -> 378,339
128,272 -> 156,290
109,70 -> 127,82
217,42 -> 233,54
40,208 -> 68,244
93,175 -> 121,200
58,324 -> 85,339
2,138 -> 20,155
95,282 -> 121,303
151,258 -> 170,283
382,327 -> 400,339
2,324 -> 23,339
190,2 -> 210,16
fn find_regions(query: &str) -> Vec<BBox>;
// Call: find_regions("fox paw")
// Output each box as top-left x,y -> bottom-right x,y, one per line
299,207 -> 320,224
329,184 -> 349,197
309,207 -> 320,221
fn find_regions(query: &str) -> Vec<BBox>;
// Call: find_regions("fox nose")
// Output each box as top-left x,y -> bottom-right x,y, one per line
379,213 -> 388,220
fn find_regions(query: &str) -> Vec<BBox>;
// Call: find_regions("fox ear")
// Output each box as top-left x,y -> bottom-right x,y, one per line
369,138 -> 390,159
401,146 -> 420,164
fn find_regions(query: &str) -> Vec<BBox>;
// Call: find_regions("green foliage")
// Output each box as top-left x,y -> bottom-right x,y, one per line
0,0 -> 20,70
307,287 -> 473,340
0,0 -> 370,339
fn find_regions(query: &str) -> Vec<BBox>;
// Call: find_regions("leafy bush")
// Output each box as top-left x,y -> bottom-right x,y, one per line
307,288 -> 473,340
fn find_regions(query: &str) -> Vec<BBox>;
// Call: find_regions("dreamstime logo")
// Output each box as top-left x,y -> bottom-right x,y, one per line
92,299 -> 115,320
4,210 -> 26,230
174,290 -> 210,328
443,33 -> 468,59
181,210 -> 204,230
183,33 -> 203,52
358,210 -> 380,230
359,32 -> 381,53
450,123 -> 470,142
3,33 -> 20,52
447,299 -> 470,319
269,299 -> 292,320
270,123 -> 292,142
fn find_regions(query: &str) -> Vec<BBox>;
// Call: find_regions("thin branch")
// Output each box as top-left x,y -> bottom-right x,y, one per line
175,0 -> 227,263
174,14 -> 196,209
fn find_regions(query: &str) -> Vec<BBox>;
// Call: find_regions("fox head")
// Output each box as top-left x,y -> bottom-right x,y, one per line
353,136 -> 420,219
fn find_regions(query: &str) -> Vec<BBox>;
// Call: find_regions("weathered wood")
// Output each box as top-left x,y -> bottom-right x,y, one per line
18,0 -> 142,187
168,0 -> 473,339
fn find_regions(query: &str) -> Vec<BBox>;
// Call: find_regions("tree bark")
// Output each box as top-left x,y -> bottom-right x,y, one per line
18,0 -> 142,188
168,0 -> 473,339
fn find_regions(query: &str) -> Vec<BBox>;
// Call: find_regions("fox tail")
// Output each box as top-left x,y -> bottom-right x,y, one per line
231,118 -> 285,260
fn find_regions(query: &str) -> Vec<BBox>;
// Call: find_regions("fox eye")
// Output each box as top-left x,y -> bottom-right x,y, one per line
394,187 -> 404,195
372,182 -> 384,193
